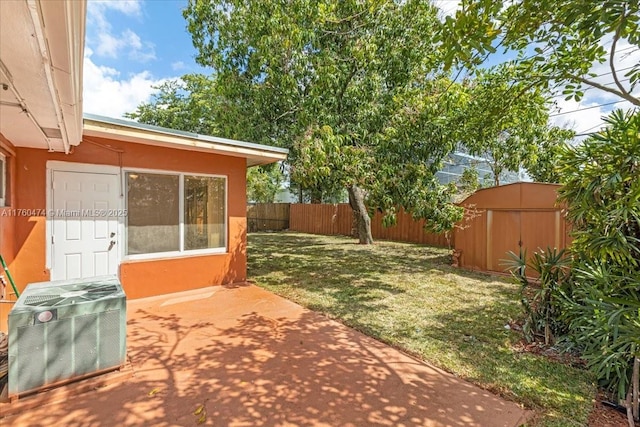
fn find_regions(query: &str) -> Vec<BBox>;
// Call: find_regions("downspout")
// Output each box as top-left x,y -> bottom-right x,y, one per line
26,0 -> 71,154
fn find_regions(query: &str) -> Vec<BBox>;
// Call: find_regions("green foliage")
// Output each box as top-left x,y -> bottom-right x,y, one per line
525,127 -> 576,183
458,166 -> 480,194
558,110 -> 640,267
458,65 -> 552,186
183,0 -> 465,236
290,125 -> 368,203
247,164 -> 284,203
442,1 -> 640,106
125,75 -> 218,135
557,109 -> 640,402
504,248 -> 572,345
561,261 -> 640,400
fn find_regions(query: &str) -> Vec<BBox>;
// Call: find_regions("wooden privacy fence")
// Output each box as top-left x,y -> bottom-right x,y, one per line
247,203 -> 290,232
249,183 -> 570,276
289,203 -> 353,236
289,203 -> 451,247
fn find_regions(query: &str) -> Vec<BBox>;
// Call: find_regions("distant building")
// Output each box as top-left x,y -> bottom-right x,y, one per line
273,151 -> 528,204
435,151 -> 527,186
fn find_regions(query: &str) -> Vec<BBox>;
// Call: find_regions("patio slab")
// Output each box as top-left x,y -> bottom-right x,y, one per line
1,284 -> 529,426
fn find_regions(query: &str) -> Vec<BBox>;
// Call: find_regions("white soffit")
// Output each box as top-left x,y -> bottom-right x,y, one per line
0,0 -> 85,153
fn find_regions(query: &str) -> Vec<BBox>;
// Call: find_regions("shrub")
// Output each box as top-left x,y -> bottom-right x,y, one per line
557,109 -> 640,411
504,247 -> 571,345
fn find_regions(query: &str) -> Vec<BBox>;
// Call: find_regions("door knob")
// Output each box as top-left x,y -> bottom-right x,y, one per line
108,240 -> 116,251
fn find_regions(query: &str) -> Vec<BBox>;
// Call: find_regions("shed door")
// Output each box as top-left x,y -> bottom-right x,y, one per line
487,210 -> 521,272
50,171 -> 120,280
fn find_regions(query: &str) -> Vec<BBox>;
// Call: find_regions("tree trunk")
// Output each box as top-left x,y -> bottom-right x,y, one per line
348,184 -> 373,244
310,189 -> 323,204
492,162 -> 501,186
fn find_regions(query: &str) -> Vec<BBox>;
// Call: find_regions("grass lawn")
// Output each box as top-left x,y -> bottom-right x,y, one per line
247,232 -> 596,426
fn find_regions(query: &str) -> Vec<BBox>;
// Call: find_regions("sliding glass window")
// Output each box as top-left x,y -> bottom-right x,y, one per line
126,171 -> 226,257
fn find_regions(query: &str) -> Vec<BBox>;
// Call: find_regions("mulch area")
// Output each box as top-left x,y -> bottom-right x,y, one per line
511,331 -> 637,426
588,392 -> 637,427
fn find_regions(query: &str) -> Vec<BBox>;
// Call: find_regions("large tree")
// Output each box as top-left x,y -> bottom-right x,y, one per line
524,126 -> 576,183
457,66 -> 548,185
183,0 -> 464,243
455,66 -> 576,185
127,76 -> 287,203
441,0 -> 640,106
126,75 -> 218,135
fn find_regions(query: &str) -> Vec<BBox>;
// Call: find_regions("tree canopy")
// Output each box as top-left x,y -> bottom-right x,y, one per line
455,65 -> 575,186
183,0 -> 468,242
442,0 -> 640,106
127,0 -> 575,242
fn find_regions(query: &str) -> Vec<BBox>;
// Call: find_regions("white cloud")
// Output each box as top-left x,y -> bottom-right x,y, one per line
171,61 -> 186,71
83,48 -> 171,118
86,0 -> 155,62
549,98 -> 607,133
548,37 -> 639,139
88,0 -> 142,20
434,0 -> 461,17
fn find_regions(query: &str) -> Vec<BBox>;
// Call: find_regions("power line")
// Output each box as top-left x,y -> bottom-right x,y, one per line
550,77 -> 633,99
591,65 -> 635,78
549,100 -> 627,117
575,122 -> 605,135
616,45 -> 638,54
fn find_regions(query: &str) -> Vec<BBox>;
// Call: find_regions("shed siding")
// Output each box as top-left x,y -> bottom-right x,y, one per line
454,183 -> 570,276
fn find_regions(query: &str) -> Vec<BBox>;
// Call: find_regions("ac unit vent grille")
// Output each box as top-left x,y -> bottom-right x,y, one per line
24,295 -> 61,306
23,284 -> 119,307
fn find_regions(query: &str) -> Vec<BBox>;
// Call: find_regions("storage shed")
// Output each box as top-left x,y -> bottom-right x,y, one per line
453,183 -> 570,275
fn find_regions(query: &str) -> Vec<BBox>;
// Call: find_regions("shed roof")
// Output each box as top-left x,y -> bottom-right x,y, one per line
82,114 -> 288,167
460,182 -> 562,210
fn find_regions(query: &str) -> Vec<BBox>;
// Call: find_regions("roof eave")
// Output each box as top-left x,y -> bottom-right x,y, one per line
82,117 -> 288,167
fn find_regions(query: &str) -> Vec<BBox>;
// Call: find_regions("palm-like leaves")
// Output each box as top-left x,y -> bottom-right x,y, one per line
557,109 -> 640,408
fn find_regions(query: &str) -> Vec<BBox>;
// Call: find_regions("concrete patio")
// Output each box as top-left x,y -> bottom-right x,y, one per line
1,284 -> 529,426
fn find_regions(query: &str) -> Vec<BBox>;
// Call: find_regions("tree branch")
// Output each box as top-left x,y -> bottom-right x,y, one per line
610,6 -> 630,98
273,107 -> 299,122
569,75 -> 640,106
337,64 -> 359,118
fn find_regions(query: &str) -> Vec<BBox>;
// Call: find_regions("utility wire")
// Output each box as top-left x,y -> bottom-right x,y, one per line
550,77 -> 633,99
549,100 -> 627,117
575,122 -> 605,136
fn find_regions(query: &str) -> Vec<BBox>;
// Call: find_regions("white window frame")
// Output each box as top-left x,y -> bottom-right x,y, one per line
123,167 -> 228,261
0,152 -> 6,207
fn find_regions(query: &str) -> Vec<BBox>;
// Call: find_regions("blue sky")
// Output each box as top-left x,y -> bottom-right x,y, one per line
84,0 -> 638,137
83,0 -> 204,118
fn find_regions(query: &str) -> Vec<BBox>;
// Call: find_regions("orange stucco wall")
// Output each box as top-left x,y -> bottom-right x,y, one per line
4,135 -> 248,303
0,134 -> 17,293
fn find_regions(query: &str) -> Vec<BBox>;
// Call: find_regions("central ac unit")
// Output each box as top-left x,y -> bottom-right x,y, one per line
8,276 -> 126,397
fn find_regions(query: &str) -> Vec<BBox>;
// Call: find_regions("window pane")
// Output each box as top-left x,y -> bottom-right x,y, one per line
127,172 -> 179,254
184,176 -> 225,250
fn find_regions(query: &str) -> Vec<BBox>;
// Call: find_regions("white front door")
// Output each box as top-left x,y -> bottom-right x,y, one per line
50,170 -> 120,280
